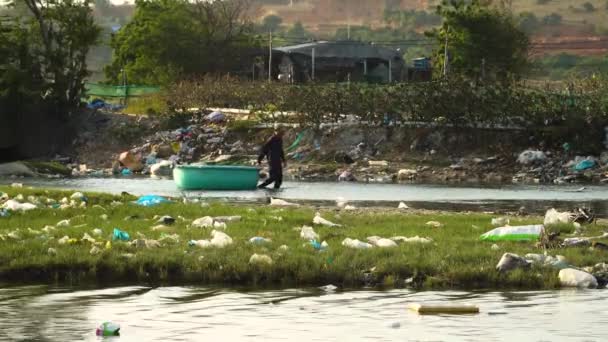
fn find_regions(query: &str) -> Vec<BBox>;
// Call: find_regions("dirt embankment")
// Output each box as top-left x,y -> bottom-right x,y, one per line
55,112 -> 608,185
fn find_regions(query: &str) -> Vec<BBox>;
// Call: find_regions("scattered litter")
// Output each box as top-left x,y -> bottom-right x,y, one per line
10,183 -> 23,188
278,245 -> 289,251
92,228 -> 103,236
300,226 -> 319,240
343,205 -> 357,211
192,216 -> 214,228
319,284 -> 338,292
57,219 -> 70,227
249,253 -> 273,265
96,322 -> 120,337
41,225 -> 55,233
574,159 -> 596,171
425,221 -> 443,228
189,239 -> 212,248
213,221 -> 227,230
391,236 -> 432,244
70,192 -> 84,200
398,202 -> 409,210
58,236 -> 70,244
491,244 -> 500,251
47,248 -> 57,256
90,246 -> 102,255
491,217 -> 510,227
81,233 -> 96,244
313,212 -> 341,227
310,240 -> 328,250
496,253 -> 531,273
213,216 -> 242,223
480,225 -> 544,242
131,239 -> 161,248
409,303 -> 479,315
100,214 -> 108,221
112,228 -> 130,241
517,150 -> 546,165
388,321 -> 401,329
559,268 -> 598,288
135,195 -> 170,207
2,200 -> 37,211
544,209 -> 573,226
152,225 -> 171,232
270,198 -> 298,207
159,233 -> 180,243
249,237 -> 272,244
342,238 -> 373,249
156,215 -> 175,225
367,236 -> 397,248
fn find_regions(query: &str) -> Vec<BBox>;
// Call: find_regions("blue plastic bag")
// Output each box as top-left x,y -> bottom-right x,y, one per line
112,228 -> 130,241
121,168 -> 133,176
135,195 -> 170,207
575,159 -> 596,171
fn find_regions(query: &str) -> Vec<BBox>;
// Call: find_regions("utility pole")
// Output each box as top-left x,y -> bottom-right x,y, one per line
443,26 -> 449,77
388,58 -> 392,83
311,47 -> 315,81
268,31 -> 272,82
481,58 -> 486,80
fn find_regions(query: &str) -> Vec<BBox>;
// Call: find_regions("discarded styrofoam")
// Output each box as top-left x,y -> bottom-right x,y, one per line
342,238 -> 373,249
249,236 -> 272,244
559,268 -> 598,288
343,205 -> 357,211
398,202 -> 409,210
70,192 -> 84,200
249,253 -> 273,265
210,230 -> 233,247
313,212 -> 341,227
213,221 -> 227,230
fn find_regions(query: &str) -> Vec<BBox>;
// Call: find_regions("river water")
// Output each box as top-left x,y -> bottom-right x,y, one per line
4,177 -> 608,215
0,285 -> 607,341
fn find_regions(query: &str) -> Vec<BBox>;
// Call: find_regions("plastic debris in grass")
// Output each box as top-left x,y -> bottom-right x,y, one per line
249,237 -> 272,244
480,225 -> 544,242
135,195 -> 170,207
300,226 -> 319,240
112,228 -> 130,241
310,239 -> 328,250
342,238 -> 373,249
249,253 -> 272,265
313,212 -> 341,227
2,200 -> 36,211
367,236 -> 398,247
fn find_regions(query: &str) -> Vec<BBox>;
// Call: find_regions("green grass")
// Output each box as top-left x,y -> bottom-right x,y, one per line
22,161 -> 72,176
0,186 -> 605,289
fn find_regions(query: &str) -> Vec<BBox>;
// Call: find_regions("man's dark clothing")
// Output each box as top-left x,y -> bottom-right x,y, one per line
257,135 -> 285,189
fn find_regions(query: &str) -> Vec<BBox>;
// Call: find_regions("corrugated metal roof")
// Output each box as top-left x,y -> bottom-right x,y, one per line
274,41 -> 402,61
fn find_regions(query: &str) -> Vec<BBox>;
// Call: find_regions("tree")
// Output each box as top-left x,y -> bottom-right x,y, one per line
582,2 -> 595,12
106,0 -> 259,85
11,0 -> 100,116
428,0 -> 529,79
518,12 -> 540,34
286,21 -> 308,40
542,13 -> 562,25
261,14 -> 282,32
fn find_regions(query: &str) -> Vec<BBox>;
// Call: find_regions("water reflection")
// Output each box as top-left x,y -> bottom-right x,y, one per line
1,285 -> 608,341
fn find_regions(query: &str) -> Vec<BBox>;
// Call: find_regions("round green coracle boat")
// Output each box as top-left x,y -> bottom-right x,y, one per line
173,165 -> 260,190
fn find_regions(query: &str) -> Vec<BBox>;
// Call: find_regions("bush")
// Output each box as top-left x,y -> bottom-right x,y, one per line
582,2 -> 596,12
167,76 -> 608,132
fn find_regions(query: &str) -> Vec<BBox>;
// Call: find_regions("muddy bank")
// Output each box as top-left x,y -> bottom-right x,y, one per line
32,112 -> 608,185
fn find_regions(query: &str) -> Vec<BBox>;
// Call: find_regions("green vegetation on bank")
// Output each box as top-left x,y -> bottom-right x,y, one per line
0,186 -> 606,289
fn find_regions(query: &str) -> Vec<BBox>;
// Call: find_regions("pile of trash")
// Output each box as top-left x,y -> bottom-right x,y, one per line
513,149 -> 608,184
482,207 -> 608,289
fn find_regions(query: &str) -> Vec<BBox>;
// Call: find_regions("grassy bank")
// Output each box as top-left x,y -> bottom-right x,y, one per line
0,186 -> 605,289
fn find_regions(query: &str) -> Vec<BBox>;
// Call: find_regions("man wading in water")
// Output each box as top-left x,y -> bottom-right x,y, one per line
257,127 -> 286,189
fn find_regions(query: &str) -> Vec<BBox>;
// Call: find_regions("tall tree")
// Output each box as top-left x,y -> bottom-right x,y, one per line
428,0 -> 529,79
20,0 -> 101,114
106,0 -> 258,86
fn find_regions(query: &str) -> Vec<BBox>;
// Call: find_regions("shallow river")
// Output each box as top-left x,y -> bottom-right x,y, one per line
1,285 -> 607,341
4,177 -> 608,215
